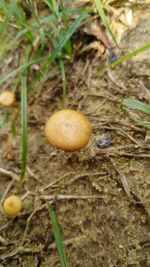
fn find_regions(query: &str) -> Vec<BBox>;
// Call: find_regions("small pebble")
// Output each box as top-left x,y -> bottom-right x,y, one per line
108,48 -> 118,64
95,133 -> 112,148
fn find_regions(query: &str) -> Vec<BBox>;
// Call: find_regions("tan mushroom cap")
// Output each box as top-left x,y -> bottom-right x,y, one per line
0,91 -> 15,107
3,195 -> 22,216
45,109 -> 92,152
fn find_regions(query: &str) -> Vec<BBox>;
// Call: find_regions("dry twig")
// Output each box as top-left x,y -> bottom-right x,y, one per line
39,171 -> 76,193
109,158 -> 132,200
0,167 -> 18,181
40,194 -> 103,201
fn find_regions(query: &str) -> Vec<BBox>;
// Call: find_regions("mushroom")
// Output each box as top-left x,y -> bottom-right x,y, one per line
3,195 -> 22,216
45,109 -> 92,152
0,91 -> 15,107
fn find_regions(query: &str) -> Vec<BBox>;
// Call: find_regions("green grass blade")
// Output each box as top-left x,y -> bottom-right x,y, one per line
13,1 -> 26,24
0,0 -> 17,39
31,12 -> 88,89
45,12 -> 87,63
20,47 -> 30,182
20,71 -> 27,181
122,98 -> 150,115
43,0 -> 59,19
136,119 -> 150,129
38,8 -> 88,26
61,3 -> 72,57
39,28 -> 46,53
7,29 -> 28,49
42,0 -> 53,10
0,0 -> 8,10
20,83 -> 27,180
111,43 -> 150,67
97,43 -> 150,76
93,0 -> 118,46
0,55 -> 49,85
0,12 -> 87,87
47,204 -> 68,267
0,109 -> 8,129
51,0 -> 59,18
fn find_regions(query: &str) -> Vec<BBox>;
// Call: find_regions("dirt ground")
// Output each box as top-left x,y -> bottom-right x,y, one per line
0,4 -> 150,267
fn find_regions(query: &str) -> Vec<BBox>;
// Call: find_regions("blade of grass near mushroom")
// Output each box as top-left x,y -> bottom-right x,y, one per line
48,203 -> 68,267
20,47 -> 31,182
122,98 -> 150,129
30,11 -> 88,92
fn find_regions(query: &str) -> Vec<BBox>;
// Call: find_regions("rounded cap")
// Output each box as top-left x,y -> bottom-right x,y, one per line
3,195 -> 22,216
0,91 -> 15,107
45,109 -> 92,152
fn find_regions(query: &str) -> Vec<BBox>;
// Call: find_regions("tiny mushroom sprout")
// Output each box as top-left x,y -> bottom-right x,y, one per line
0,91 -> 15,107
3,195 -> 22,216
45,109 -> 92,152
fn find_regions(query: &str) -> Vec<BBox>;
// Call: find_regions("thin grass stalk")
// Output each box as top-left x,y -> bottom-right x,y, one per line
47,204 -> 68,267
20,47 -> 30,182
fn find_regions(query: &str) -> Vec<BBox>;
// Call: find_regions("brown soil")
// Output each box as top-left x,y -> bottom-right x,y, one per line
0,6 -> 150,267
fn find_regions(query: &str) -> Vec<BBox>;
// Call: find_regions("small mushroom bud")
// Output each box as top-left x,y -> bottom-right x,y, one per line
3,195 -> 22,216
0,91 -> 15,107
45,109 -> 92,152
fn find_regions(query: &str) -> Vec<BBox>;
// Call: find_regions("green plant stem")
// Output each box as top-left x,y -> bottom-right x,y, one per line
47,204 -> 68,267
20,47 -> 31,182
